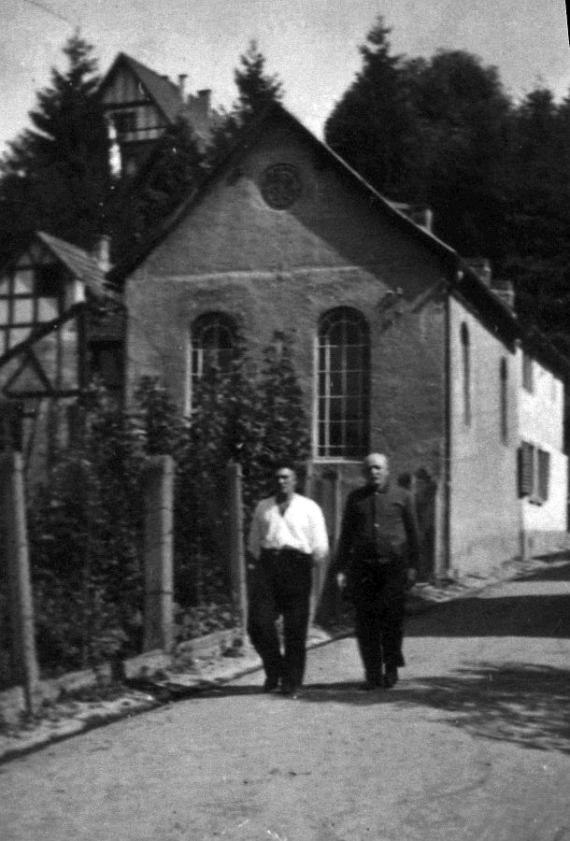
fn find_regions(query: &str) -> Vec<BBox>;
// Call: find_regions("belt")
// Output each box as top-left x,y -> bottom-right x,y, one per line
261,548 -> 311,560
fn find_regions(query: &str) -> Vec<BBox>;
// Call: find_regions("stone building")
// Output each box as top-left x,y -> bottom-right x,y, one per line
107,103 -> 568,580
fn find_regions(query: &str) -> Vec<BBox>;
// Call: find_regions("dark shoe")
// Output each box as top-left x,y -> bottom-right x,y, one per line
281,683 -> 300,699
263,677 -> 280,693
384,667 -> 399,689
360,679 -> 383,691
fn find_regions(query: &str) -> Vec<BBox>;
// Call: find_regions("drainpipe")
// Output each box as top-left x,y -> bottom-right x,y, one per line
441,270 -> 454,579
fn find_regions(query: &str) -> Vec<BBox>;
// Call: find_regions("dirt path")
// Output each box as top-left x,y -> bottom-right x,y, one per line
1,559 -> 570,841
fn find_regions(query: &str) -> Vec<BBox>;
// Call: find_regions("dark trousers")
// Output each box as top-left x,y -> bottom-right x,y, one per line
247,549 -> 312,689
351,559 -> 407,682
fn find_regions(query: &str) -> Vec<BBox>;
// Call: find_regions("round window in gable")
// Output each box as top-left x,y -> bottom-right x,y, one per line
260,163 -> 302,209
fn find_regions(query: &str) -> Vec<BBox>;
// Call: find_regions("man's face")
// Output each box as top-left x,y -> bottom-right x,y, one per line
364,457 -> 389,489
275,468 -> 296,497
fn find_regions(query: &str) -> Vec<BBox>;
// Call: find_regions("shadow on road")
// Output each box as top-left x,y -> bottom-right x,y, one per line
303,662 -> 570,754
407,560 -> 570,639
190,662 -> 570,755
171,561 -> 570,755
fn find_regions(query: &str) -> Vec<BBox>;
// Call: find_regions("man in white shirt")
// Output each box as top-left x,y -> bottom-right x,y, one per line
247,464 -> 329,698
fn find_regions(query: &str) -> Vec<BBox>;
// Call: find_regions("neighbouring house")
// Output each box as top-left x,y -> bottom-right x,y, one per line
107,102 -> 569,582
98,52 -> 218,177
0,231 -> 124,476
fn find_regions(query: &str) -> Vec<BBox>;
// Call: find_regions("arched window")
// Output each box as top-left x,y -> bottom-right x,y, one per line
317,307 -> 369,458
500,358 -> 508,443
460,323 -> 471,426
190,312 -> 237,392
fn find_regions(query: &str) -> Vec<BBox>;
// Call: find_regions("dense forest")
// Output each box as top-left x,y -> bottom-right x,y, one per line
1,20 -> 569,356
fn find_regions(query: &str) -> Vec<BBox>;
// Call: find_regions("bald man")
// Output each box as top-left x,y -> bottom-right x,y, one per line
336,453 -> 419,690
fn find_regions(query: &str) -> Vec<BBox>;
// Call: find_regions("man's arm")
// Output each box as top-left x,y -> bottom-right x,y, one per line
334,493 -> 356,588
308,501 -> 329,564
247,502 -> 263,561
402,491 -> 421,582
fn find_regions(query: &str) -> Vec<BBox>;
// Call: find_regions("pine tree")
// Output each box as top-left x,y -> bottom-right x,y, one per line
206,41 -> 284,167
325,18 -> 418,200
0,31 -> 110,261
234,40 -> 284,122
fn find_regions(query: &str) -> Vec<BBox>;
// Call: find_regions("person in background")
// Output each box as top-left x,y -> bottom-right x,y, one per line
247,464 -> 329,698
336,453 -> 419,690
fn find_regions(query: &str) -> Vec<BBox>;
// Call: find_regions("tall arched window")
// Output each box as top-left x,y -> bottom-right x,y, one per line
317,307 -> 369,458
500,358 -> 508,443
460,323 -> 471,426
190,312 -> 237,394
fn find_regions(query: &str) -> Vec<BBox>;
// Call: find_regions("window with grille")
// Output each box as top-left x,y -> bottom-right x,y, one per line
190,313 -> 237,399
316,307 -> 369,459
518,441 -> 550,503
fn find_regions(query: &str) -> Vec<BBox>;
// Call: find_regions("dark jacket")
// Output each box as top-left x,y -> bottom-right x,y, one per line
336,482 -> 420,570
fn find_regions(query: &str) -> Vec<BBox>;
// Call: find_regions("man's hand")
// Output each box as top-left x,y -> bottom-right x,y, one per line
336,572 -> 347,590
407,567 -> 417,587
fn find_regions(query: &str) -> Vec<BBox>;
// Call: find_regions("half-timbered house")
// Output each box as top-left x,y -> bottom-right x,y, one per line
0,232 -> 123,474
99,52 -> 217,177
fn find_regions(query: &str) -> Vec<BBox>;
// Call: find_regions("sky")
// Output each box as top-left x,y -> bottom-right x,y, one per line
1,0 -> 569,154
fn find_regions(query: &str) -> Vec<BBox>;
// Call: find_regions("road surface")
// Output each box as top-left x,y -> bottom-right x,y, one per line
1,559 -> 570,841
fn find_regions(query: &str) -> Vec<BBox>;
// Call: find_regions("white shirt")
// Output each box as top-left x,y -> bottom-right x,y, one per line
248,493 -> 329,563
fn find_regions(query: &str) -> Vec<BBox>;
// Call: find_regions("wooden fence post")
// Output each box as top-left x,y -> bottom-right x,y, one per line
0,452 -> 40,714
143,455 -> 174,652
227,461 -> 248,639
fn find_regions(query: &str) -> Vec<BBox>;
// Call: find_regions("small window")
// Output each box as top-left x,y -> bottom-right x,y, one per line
522,353 -> 534,392
190,313 -> 237,400
35,264 -> 64,299
112,110 -> 137,135
500,358 -> 508,444
89,341 -> 123,394
460,323 -> 471,426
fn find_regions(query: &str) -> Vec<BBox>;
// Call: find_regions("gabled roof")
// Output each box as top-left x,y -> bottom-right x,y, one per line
109,101 -> 459,284
108,102 -> 569,377
36,232 -> 106,296
99,52 -> 183,124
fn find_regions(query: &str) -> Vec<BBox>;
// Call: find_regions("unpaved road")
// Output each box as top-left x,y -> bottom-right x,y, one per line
1,560 -> 570,841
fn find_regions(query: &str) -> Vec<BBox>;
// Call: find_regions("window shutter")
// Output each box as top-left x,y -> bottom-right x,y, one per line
518,442 -> 534,497
538,449 -> 550,502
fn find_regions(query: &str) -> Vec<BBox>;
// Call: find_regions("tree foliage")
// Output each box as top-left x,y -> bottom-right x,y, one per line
234,40 -> 284,121
109,116 -> 207,255
325,19 -> 512,258
0,31 -> 110,263
325,19 -> 417,201
27,332 -> 310,672
325,16 -> 570,358
206,40 -> 284,165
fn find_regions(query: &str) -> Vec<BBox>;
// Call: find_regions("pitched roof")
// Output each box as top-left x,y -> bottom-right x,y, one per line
109,102 -> 459,284
107,102 -> 568,375
99,52 -> 183,124
37,232 -> 106,295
